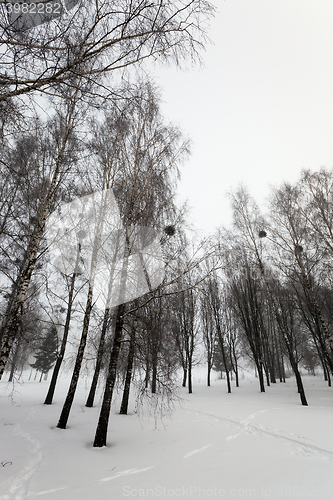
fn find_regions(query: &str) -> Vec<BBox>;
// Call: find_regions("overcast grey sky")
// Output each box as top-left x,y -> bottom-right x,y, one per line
151,0 -> 333,235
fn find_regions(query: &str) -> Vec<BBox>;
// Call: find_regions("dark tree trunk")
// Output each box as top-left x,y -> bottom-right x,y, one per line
262,332 -> 271,387
235,366 -> 239,388
315,333 -> 333,381
294,365 -> 308,406
57,222 -> 104,428
182,368 -> 187,387
321,357 -> 331,386
150,326 -> 158,394
274,300 -> 306,402
145,361 -> 150,389
207,361 -> 211,387
188,361 -> 192,394
44,270 -> 77,405
93,303 -> 125,447
151,361 -> 157,394
286,341 -> 308,406
150,323 -> 160,395
225,367 -> 231,393
326,365 -> 331,387
86,236 -> 122,408
85,307 -> 110,408
218,331 -> 231,394
231,342 -> 239,387
144,332 -> 150,389
255,360 -> 265,393
322,357 -> 328,381
57,282 -> 94,429
274,328 -> 283,383
119,325 -> 135,415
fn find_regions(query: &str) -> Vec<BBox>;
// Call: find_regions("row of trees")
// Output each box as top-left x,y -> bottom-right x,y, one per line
0,0 -> 216,447
3,170 -> 333,403
215,176 -> 333,405
1,0 -> 332,450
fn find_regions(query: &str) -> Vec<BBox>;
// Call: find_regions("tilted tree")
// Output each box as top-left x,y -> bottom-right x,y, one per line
0,101 -> 82,380
92,84 -> 189,446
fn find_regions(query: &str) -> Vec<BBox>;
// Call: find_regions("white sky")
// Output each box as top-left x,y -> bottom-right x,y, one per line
150,0 -> 333,235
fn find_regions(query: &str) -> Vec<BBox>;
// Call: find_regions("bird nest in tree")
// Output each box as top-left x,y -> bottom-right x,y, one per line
164,225 -> 176,237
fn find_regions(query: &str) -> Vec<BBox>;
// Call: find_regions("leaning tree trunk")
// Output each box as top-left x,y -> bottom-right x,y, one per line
289,355 -> 308,406
85,307 -> 110,408
325,363 -> 331,387
86,238 -> 121,409
0,109 -> 75,380
119,324 -> 136,415
281,329 -> 308,405
182,367 -> 187,388
257,360 -> 265,393
295,367 -> 308,405
255,253 -> 307,403
234,363 -> 239,388
57,203 -> 109,428
57,281 -> 95,429
0,231 -> 44,380
93,303 -> 125,447
44,268 -> 78,405
93,231 -> 131,447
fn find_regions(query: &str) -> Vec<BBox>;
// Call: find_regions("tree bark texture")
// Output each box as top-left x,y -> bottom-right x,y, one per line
93,303 -> 125,447
119,325 -> 136,415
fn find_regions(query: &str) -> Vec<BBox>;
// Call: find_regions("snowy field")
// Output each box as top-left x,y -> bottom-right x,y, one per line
1,372 -> 333,500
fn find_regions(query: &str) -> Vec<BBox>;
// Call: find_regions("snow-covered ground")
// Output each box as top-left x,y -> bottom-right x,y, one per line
1,372 -> 333,500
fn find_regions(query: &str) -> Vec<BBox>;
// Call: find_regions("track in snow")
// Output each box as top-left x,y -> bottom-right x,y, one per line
187,408 -> 333,461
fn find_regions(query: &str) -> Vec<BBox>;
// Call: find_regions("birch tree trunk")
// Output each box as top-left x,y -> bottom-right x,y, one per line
0,104 -> 76,380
